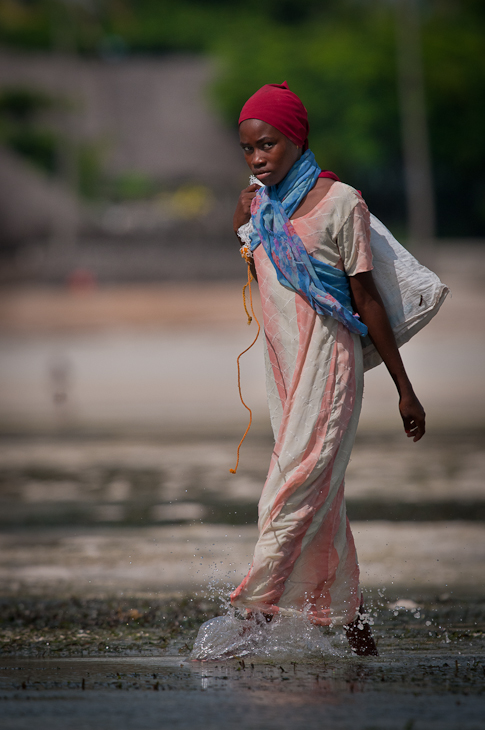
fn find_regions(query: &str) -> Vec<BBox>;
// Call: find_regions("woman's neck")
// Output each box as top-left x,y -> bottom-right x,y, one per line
291,177 -> 337,220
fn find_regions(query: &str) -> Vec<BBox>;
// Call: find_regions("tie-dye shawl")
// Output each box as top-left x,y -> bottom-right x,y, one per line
249,150 -> 368,337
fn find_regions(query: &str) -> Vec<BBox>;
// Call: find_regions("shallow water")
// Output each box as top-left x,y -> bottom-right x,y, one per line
1,652 -> 485,730
0,651 -> 484,694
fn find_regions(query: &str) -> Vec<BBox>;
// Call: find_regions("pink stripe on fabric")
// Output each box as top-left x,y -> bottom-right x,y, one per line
304,483 -> 346,624
251,461 -> 339,608
266,337 -> 337,527
230,561 -> 254,605
339,516 -> 361,622
251,325 -> 347,606
233,326 -> 338,609
265,292 -> 316,483
234,323 -> 357,616
279,324 -> 357,621
253,246 -> 289,409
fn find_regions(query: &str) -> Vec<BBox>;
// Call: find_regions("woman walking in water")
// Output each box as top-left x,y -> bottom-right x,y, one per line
227,81 -> 426,657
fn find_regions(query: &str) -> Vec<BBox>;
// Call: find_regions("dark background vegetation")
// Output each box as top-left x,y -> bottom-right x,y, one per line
0,0 -> 483,237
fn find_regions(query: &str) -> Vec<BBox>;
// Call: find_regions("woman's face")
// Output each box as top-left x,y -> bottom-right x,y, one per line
239,119 -> 301,186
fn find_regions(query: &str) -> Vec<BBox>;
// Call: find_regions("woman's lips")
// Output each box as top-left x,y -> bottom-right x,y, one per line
255,171 -> 272,180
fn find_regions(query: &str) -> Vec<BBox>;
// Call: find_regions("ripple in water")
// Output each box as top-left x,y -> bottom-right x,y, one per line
191,609 -> 340,661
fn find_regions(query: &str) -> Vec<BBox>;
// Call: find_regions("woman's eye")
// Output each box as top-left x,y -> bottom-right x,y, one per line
262,143 -> 274,150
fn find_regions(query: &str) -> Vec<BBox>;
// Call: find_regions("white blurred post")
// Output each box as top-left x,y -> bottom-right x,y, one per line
49,0 -> 79,261
395,0 -> 435,251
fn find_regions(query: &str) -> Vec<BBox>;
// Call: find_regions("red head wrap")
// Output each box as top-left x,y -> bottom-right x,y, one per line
238,81 -> 310,151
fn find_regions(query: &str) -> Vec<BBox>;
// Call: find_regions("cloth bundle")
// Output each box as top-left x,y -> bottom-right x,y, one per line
245,162 -> 449,370
362,216 -> 449,371
247,150 -> 368,337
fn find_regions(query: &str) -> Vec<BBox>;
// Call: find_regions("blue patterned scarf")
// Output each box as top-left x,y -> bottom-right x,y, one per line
249,150 -> 368,336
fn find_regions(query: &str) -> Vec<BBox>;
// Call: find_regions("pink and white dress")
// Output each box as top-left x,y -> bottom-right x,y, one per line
231,182 -> 374,627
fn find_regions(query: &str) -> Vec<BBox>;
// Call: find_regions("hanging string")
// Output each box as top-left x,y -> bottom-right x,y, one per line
242,277 -> 252,325
230,260 -> 261,474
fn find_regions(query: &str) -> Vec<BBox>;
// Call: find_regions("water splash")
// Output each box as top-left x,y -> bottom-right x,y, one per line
191,609 -> 340,661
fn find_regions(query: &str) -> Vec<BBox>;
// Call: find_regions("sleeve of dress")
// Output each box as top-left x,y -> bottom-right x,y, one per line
337,197 -> 373,276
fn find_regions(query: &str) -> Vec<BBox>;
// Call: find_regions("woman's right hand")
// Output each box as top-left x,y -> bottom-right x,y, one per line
233,184 -> 259,233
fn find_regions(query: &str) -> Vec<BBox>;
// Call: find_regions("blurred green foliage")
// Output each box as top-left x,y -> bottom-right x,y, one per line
0,0 -> 484,235
0,85 -> 104,198
6,125 -> 59,171
105,172 -> 158,202
0,86 -> 59,171
0,85 -> 170,202
0,85 -> 54,118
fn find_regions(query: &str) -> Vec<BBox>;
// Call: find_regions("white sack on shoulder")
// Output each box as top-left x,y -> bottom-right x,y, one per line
362,214 -> 449,372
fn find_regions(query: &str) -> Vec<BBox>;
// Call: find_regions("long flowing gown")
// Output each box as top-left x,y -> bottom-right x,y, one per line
231,182 -> 374,627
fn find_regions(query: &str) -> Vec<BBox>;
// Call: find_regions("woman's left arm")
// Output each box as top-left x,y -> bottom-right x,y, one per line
349,270 -> 426,442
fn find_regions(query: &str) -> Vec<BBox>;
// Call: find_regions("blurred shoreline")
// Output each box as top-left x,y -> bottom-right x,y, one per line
1,244 -> 484,437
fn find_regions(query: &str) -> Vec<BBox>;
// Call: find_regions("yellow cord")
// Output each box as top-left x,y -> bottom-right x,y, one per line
242,279 -> 252,325
230,262 -> 261,474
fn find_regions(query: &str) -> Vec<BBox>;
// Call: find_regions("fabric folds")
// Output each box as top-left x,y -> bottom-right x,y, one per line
249,150 -> 368,337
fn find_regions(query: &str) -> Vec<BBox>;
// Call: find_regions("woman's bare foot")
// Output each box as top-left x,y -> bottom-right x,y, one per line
344,605 -> 378,656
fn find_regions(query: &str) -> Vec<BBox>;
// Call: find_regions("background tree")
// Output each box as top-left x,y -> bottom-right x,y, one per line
0,0 -> 483,236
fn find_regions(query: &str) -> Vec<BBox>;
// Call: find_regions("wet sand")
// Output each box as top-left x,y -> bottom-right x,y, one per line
0,521 -> 484,599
